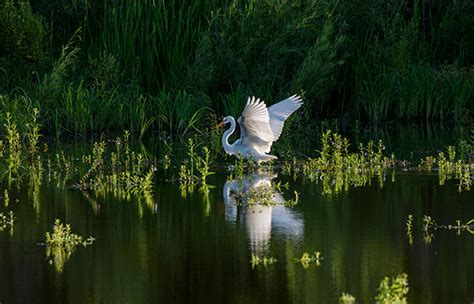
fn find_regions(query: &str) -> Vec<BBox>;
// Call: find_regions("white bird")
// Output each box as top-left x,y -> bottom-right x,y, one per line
219,94 -> 303,164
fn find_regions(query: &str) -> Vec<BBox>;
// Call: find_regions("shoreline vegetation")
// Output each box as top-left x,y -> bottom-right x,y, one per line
0,0 -> 472,144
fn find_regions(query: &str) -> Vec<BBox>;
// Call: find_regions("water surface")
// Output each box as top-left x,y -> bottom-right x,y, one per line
0,168 -> 473,303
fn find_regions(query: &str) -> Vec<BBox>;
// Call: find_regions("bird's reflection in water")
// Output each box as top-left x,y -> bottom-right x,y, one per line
223,172 -> 304,255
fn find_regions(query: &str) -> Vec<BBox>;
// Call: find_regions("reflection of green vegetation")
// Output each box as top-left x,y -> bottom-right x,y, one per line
0,211 -> 15,234
406,215 -> 413,245
286,130 -> 394,194
3,189 -> 9,207
251,254 -> 277,269
45,219 -> 94,273
294,251 -> 322,268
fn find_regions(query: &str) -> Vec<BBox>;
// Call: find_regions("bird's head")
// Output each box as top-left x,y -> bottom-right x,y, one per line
217,116 -> 232,128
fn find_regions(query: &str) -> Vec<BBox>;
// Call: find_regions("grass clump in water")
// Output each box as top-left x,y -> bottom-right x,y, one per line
339,293 -> 356,304
341,273 -> 408,304
179,138 -> 216,196
45,219 -> 95,273
419,142 -> 473,191
374,273 -> 409,304
75,131 -> 157,199
289,130 -> 394,194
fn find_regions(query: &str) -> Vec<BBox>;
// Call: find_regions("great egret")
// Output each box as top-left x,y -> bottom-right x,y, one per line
219,94 -> 303,164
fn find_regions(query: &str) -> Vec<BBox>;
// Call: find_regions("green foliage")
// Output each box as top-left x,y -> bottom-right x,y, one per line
0,0 -> 473,139
418,142 -> 473,191
374,273 -> 409,304
190,0 -> 345,114
339,293 -> 356,304
287,130 -> 394,194
0,210 -> 15,233
0,1 -> 47,65
342,273 -> 409,304
45,218 -> 94,272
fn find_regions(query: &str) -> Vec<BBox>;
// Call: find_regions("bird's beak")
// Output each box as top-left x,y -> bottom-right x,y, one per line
216,120 -> 224,128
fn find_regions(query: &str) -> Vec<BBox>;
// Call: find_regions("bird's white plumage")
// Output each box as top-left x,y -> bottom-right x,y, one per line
222,94 -> 303,163
268,94 -> 303,142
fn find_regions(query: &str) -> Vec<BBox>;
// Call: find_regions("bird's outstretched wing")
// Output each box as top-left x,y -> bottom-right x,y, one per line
237,97 -> 274,153
267,94 -> 303,142
238,95 -> 303,154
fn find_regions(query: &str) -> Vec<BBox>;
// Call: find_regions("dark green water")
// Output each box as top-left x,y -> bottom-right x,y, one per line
0,168 -> 473,303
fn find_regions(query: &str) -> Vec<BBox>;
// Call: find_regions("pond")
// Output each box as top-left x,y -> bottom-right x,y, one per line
0,126 -> 473,303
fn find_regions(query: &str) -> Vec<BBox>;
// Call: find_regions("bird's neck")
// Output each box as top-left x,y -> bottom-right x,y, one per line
222,116 -> 237,155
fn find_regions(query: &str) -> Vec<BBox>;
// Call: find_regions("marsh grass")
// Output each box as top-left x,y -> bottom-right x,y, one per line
418,142 -> 473,191
1,0 -> 473,140
286,130 -> 394,194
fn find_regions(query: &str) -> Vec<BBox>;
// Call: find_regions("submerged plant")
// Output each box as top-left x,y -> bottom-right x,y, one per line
45,219 -> 94,273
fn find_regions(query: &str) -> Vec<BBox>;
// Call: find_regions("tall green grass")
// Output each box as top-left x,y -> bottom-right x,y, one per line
96,0 -> 224,92
0,0 -> 472,140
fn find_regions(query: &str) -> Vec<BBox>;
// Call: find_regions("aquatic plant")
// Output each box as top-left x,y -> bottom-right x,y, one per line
25,108 -> 41,159
374,273 -> 409,304
292,130 -> 394,194
196,146 -> 215,185
339,293 -> 356,304
283,191 -> 299,208
251,254 -> 277,269
45,219 -> 95,273
248,184 -> 276,207
3,189 -> 9,207
0,211 -> 15,233
5,112 -> 22,177
406,214 -> 413,245
418,143 -> 473,192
